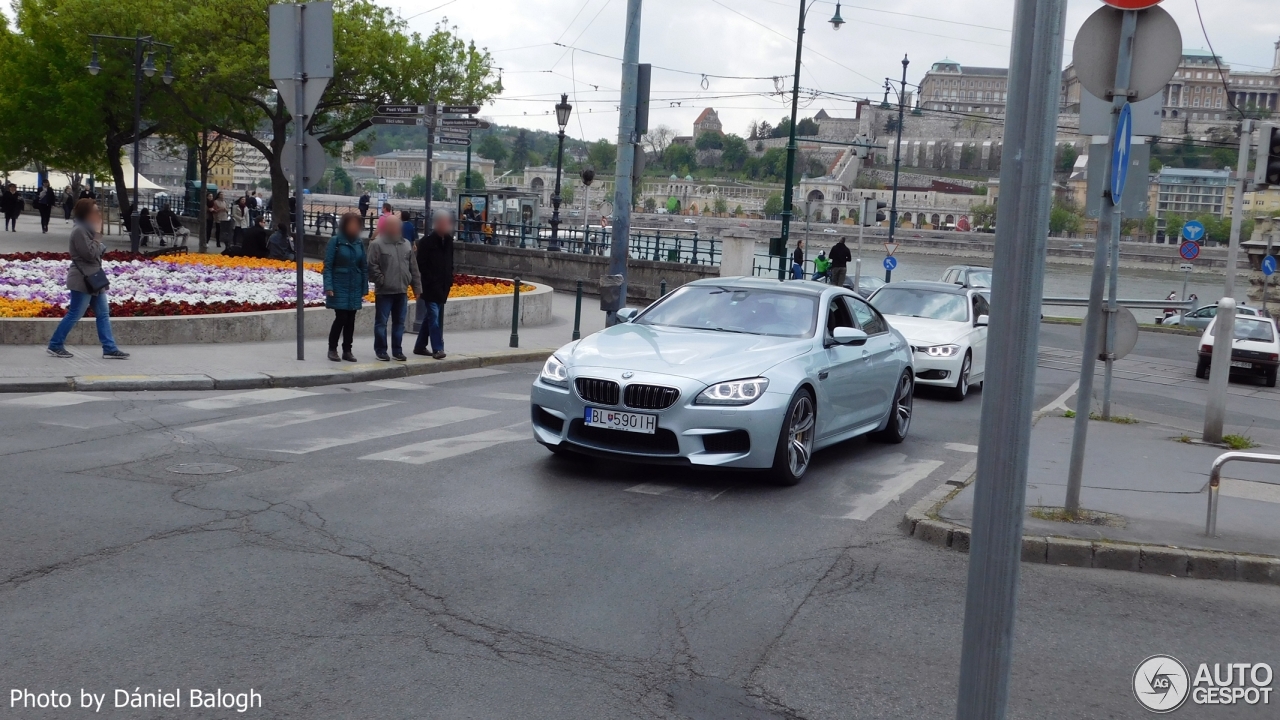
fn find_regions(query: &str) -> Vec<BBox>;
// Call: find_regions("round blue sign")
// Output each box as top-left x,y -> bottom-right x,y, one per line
1179,241 -> 1201,261
1182,220 -> 1206,242
1264,255 -> 1277,277
883,256 -> 898,271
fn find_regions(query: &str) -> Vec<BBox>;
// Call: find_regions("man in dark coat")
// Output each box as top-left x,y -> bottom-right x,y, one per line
240,217 -> 270,258
412,211 -> 455,359
358,192 -> 370,218
828,237 -> 852,288
0,184 -> 20,231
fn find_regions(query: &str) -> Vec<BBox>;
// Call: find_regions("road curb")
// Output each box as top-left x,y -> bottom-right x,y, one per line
1041,316 -> 1201,336
0,349 -> 557,394
903,476 -> 1280,586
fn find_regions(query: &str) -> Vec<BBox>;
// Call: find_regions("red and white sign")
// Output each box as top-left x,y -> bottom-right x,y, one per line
884,242 -> 899,256
1100,0 -> 1163,9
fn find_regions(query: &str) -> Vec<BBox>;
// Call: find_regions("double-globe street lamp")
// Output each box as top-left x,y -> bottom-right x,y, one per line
779,1 -> 844,252
547,94 -> 573,252
87,32 -> 175,254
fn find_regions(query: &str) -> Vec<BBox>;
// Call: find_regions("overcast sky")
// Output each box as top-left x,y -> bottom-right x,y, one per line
391,0 -> 1279,141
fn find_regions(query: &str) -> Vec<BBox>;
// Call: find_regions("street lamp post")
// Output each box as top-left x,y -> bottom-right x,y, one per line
886,55 -> 909,281
779,1 -> 844,252
548,94 -> 573,252
87,32 -> 174,254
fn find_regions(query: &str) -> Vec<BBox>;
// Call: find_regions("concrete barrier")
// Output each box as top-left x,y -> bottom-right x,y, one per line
0,281 -> 552,345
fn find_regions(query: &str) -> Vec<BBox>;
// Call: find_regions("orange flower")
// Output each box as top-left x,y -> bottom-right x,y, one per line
0,297 -> 53,317
166,254 -> 323,273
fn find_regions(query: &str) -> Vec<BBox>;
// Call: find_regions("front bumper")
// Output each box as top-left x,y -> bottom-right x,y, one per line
911,350 -> 965,387
530,368 -> 792,469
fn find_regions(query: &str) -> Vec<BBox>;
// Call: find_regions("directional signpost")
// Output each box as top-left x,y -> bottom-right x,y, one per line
1110,103 -> 1133,200
1182,219 -> 1206,243
1264,255 -> 1278,276
371,116 -> 423,126
882,256 -> 897,272
1179,240 -> 1201,260
377,104 -> 427,116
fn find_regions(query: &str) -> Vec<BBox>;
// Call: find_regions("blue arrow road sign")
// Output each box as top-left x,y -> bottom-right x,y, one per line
1110,103 -> 1133,200
883,256 -> 898,272
1264,255 -> 1277,277
1182,220 -> 1206,242
1179,241 -> 1201,261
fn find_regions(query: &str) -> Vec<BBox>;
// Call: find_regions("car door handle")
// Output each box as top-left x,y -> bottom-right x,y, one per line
818,370 -> 829,380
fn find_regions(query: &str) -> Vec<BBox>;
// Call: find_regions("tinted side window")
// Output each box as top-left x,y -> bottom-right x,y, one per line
973,293 -> 990,319
826,297 -> 855,335
846,296 -> 888,335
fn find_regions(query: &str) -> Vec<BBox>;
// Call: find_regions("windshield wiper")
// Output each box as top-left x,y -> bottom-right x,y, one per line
709,326 -> 749,334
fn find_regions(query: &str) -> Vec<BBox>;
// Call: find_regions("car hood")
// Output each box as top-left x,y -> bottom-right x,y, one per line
882,315 -> 972,346
566,323 -> 811,383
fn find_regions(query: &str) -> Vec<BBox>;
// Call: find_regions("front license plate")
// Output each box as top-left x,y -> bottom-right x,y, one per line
1231,360 -> 1253,369
584,406 -> 656,434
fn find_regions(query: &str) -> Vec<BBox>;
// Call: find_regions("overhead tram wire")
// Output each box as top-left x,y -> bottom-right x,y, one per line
1193,0 -> 1245,121
552,43 -> 788,82
549,0 -> 614,71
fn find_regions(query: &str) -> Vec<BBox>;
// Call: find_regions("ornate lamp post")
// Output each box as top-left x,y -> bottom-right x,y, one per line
87,32 -> 174,254
547,94 -> 573,252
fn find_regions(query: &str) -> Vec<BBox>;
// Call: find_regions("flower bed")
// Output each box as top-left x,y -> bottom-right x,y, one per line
0,252 -> 532,318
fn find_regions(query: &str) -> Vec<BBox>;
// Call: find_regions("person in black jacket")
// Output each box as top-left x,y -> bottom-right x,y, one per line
1,183 -> 21,231
240,217 -> 270,258
35,182 -> 55,233
412,211 -> 455,359
829,237 -> 852,288
790,240 -> 805,280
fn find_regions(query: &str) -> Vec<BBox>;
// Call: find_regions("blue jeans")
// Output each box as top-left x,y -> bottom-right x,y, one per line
791,262 -> 804,280
373,293 -> 408,356
48,290 -> 119,353
413,301 -> 445,354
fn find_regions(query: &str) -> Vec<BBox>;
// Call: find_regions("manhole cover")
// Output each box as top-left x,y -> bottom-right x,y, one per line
166,463 -> 241,476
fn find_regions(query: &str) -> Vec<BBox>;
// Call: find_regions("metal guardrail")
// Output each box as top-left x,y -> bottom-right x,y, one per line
1205,451 -> 1280,536
1042,297 -> 1196,310
463,220 -> 717,265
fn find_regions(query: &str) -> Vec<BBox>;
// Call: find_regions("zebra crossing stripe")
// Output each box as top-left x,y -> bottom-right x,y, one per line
359,423 -> 528,465
185,402 -> 398,438
267,406 -> 496,454
180,388 -> 317,410
1,392 -> 107,408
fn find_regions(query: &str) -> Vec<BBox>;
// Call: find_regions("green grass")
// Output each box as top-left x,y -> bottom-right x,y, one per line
1061,409 -> 1138,424
1177,435 -> 1193,444
1223,434 -> 1259,450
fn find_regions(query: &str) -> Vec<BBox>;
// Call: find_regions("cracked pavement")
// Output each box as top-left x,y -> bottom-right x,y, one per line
1,354 -> 1278,718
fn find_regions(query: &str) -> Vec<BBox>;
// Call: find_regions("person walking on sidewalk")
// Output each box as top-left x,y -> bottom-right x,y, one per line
232,196 -> 250,248
413,210 -> 455,360
828,237 -> 852,288
35,182 -> 55,233
367,215 -> 422,362
790,240 -> 805,280
62,187 -> 75,223
47,199 -> 129,360
1,183 -> 21,231
213,192 -> 231,249
323,213 -> 368,363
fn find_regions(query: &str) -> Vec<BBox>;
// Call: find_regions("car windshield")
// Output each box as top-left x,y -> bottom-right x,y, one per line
967,270 -> 993,288
870,287 -> 969,322
636,286 -> 818,338
1212,318 -> 1276,343
858,277 -> 886,293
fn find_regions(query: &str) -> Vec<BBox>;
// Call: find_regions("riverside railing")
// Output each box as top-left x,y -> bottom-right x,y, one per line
1204,451 -> 1280,537
464,220 -> 718,266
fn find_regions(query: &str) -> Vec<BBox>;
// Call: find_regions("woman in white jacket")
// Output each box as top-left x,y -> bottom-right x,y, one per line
232,197 -> 251,247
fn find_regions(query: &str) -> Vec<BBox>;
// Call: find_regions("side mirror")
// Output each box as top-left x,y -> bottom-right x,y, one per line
975,314 -> 989,327
832,326 -> 868,346
616,307 -> 639,323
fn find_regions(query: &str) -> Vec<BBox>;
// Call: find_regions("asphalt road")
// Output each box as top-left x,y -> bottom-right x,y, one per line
2,327 -> 1278,719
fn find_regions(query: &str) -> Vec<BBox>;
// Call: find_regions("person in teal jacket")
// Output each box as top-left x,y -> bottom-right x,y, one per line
323,213 -> 368,362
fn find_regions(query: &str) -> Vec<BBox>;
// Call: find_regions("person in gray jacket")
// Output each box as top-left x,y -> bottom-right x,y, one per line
366,214 -> 422,361
47,199 -> 128,359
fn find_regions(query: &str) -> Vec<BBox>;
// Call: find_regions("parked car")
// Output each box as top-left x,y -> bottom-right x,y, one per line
1195,315 -> 1279,387
940,265 -> 992,289
531,277 -> 915,485
1162,303 -> 1260,330
683,218 -> 697,225
869,281 -> 990,401
842,274 -> 885,299
822,227 -> 838,234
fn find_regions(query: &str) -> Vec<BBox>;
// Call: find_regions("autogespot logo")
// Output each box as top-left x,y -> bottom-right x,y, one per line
1134,655 -> 1190,713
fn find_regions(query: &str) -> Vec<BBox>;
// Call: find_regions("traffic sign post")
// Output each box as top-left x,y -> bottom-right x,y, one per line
882,255 -> 897,282
1264,255 -> 1277,277
1263,238 -> 1276,315
1179,240 -> 1201,260
1182,220 -> 1206,243
1110,103 -> 1133,200
371,116 -> 423,126
376,104 -> 427,115
1179,261 -> 1193,324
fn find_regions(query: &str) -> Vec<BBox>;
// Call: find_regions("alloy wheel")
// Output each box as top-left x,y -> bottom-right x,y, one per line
895,374 -> 913,437
787,394 -> 816,477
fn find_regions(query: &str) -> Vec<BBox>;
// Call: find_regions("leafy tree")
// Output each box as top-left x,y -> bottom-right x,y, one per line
393,182 -> 407,196
663,144 -> 697,173
587,139 -> 616,172
733,204 -> 743,216
666,196 -> 680,214
971,203 -> 996,230
456,170 -> 485,190
476,134 -> 507,166
642,124 -> 674,156
510,130 -> 531,169
1049,200 -> 1082,235
713,197 -> 727,215
720,134 -> 749,171
694,131 -> 724,150
432,180 -> 447,201
1058,144 -> 1078,173
408,174 -> 427,197
1163,212 -> 1186,240
643,197 -> 656,212
559,184 -> 574,205
763,193 -> 783,218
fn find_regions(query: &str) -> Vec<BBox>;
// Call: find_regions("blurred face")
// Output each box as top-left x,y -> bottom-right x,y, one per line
340,217 -> 362,237
433,214 -> 454,235
380,217 -> 403,240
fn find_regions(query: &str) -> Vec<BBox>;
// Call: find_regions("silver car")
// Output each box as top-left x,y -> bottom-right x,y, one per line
530,277 -> 915,484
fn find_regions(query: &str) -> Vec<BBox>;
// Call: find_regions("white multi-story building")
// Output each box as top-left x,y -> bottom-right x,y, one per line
373,150 -> 495,188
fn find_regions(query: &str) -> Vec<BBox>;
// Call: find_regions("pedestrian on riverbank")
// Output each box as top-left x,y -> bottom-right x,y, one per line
213,192 -> 231,248
62,187 -> 74,223
367,214 -> 422,362
156,203 -> 189,246
812,251 -> 831,282
46,199 -> 129,360
323,213 -> 368,363
35,182 -> 55,233
829,237 -> 851,287
400,210 -> 417,245
790,241 -> 805,280
413,210 -> 455,360
358,192 -> 370,218
1,183 -> 22,231
267,222 -> 294,261
205,191 -> 217,247
232,197 -> 250,248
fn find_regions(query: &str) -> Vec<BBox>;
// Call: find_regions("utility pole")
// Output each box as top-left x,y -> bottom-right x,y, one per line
292,6 -> 307,361
1204,119 -> 1252,443
778,1 -> 807,252
886,55 -> 909,276
424,98 -> 435,222
604,0 -> 642,325
1065,10 -> 1137,516
955,2 -> 1067,719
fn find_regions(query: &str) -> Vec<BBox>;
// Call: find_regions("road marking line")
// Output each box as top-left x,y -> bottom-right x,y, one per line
1039,380 -> 1079,415
843,456 -> 945,521
1219,478 -> 1280,504
945,442 -> 979,453
624,483 -> 727,502
427,367 -> 509,383
368,380 -> 432,391
482,392 -> 531,401
186,402 -> 397,437
267,406 -> 495,454
360,423 -> 528,464
1,392 -> 107,408
180,388 -> 316,410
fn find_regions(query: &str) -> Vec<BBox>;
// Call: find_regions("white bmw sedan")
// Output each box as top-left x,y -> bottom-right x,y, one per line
530,277 -> 915,485
868,281 -> 989,401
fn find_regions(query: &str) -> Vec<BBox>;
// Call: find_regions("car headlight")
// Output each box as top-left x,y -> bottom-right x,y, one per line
915,344 -> 961,358
695,377 -> 770,405
540,356 -> 569,387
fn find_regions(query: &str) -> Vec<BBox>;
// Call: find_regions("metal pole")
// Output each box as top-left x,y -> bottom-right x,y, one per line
1180,266 -> 1190,323
425,105 -> 435,220
605,0 -> 642,326
778,0 -> 807,251
293,4 -> 307,361
549,120 -> 566,251
955,2 -> 1066,719
853,206 -> 864,290
130,33 -> 143,254
886,56 -> 908,267
1065,9 -> 1137,515
1264,234 -> 1275,316
572,279 -> 583,341
1204,121 -> 1252,442
1101,203 -> 1122,419
509,277 -> 521,348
